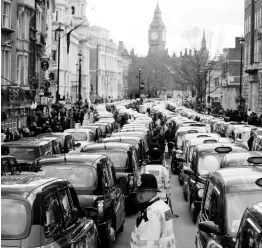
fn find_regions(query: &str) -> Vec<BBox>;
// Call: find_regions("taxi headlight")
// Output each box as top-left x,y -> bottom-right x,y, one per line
197,188 -> 204,198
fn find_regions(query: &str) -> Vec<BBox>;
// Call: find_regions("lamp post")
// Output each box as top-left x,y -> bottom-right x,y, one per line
198,70 -> 203,105
205,61 -> 212,108
56,23 -> 64,103
239,36 -> 245,118
78,51 -> 82,106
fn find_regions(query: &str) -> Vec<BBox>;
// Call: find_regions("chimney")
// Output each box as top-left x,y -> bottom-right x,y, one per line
194,49 -> 197,56
185,48 -> 188,55
189,49 -> 192,56
180,51 -> 182,57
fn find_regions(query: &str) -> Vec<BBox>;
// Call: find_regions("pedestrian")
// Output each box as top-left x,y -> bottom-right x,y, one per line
156,129 -> 165,155
13,130 -> 21,141
130,174 -> 176,248
165,124 -> 175,158
247,108 -> 252,116
248,131 -> 255,151
5,128 -> 13,142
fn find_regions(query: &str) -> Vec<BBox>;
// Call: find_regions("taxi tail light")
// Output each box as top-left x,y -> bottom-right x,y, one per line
97,200 -> 104,218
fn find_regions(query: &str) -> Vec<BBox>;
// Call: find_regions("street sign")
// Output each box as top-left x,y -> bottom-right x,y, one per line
43,79 -> 51,88
41,59 -> 49,71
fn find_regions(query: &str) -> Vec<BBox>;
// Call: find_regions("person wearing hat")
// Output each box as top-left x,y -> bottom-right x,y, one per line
130,174 -> 177,248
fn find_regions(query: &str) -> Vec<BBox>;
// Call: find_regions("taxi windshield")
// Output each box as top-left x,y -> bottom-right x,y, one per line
226,191 -> 262,237
8,147 -> 37,161
198,153 -> 224,175
107,153 -> 128,168
40,165 -> 96,189
1,198 -> 30,239
67,132 -> 87,141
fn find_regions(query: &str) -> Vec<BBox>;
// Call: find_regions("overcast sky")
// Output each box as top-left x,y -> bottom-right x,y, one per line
86,0 -> 244,56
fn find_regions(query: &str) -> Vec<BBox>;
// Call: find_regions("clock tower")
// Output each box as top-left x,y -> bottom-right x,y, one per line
148,2 -> 166,55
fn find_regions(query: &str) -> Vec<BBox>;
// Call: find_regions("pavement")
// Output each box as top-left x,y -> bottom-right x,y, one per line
114,159 -> 196,248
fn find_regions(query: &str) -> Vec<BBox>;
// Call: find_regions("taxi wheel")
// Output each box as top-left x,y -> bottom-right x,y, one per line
183,188 -> 188,201
178,174 -> 183,186
190,200 -> 197,224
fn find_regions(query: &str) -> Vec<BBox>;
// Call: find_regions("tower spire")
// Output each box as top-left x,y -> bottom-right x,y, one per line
201,29 -> 207,48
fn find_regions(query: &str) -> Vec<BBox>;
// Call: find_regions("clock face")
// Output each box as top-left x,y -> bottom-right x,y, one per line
151,32 -> 158,40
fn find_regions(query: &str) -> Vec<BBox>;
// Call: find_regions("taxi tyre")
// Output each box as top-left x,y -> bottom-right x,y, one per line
182,185 -> 188,201
178,172 -> 184,186
189,196 -> 198,223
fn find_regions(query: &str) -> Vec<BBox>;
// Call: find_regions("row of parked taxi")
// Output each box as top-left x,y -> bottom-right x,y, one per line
165,104 -> 262,248
1,101 -> 163,248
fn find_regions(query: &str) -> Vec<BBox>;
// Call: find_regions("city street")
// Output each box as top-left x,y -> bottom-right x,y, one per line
114,159 -> 196,248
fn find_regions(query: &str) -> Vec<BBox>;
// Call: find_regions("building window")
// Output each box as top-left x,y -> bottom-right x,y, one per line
2,1 -> 11,29
55,11 -> 59,21
24,55 -> 28,85
1,49 -> 11,83
214,78 -> 219,87
71,6 -> 75,14
16,55 -> 22,85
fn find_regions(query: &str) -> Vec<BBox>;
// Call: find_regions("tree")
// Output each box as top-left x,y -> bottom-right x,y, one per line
172,27 -> 224,108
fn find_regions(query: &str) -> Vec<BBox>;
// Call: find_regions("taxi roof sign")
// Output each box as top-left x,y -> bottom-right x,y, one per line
203,139 -> 218,144
214,146 -> 233,153
247,157 -> 262,165
255,178 -> 262,187
188,130 -> 198,133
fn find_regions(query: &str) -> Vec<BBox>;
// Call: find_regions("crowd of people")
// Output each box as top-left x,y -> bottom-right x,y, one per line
1,102 -> 95,142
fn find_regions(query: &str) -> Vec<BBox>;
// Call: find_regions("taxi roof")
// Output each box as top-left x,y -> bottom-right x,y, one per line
103,136 -> 141,142
1,138 -> 50,147
182,133 -> 220,141
112,131 -> 144,136
1,173 -> 65,196
82,142 -> 132,151
189,137 -> 231,146
195,142 -> 247,153
37,153 -> 104,166
223,151 -> 262,164
213,167 -> 262,193
64,129 -> 91,133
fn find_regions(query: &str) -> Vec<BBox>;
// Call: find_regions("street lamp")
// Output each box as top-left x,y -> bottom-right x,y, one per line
239,36 -> 245,118
56,23 -> 64,103
198,70 -> 203,104
78,51 -> 83,106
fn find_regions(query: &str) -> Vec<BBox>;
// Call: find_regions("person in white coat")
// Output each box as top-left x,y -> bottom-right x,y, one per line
130,174 -> 177,248
140,164 -> 171,203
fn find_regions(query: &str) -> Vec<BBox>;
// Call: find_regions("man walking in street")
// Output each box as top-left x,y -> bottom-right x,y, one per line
130,174 -> 177,248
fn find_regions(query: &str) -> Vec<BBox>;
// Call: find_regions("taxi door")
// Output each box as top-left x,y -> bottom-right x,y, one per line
106,160 -> 125,232
41,187 -> 98,248
197,181 -> 223,248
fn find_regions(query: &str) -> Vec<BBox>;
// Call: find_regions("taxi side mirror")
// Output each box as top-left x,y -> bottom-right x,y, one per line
84,207 -> 98,218
198,221 -> 220,234
184,168 -> 195,176
74,143 -> 81,147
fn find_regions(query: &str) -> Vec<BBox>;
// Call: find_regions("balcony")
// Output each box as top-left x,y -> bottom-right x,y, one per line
17,0 -> 34,9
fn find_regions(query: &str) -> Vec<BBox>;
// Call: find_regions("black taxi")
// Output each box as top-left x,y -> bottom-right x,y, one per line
184,143 -> 248,222
101,136 -> 146,160
235,178 -> 262,248
1,138 -> 53,171
34,153 -> 125,248
80,142 -> 140,213
196,167 -> 262,248
1,155 -> 21,176
1,173 -> 99,248
37,132 -> 77,153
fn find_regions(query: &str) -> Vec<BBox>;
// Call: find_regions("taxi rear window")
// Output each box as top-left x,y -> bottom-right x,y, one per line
9,147 -> 37,161
1,198 -> 31,239
67,132 -> 87,141
107,152 -> 128,168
